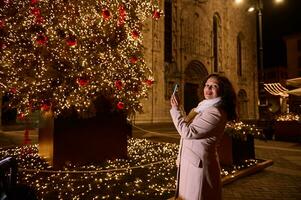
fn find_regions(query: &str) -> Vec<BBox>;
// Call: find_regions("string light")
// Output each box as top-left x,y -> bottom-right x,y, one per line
225,121 -> 263,140
1,138 -> 261,199
276,113 -> 300,121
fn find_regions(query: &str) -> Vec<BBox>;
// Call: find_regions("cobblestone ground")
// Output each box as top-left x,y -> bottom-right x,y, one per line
223,140 -> 301,200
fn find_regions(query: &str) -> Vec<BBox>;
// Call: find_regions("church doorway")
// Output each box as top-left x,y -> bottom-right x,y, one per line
184,60 -> 208,113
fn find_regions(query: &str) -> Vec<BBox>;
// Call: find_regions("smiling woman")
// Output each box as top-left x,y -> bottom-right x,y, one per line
204,76 -> 220,99
170,73 -> 237,200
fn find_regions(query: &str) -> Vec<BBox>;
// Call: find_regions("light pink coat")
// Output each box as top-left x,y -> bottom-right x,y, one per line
170,106 -> 227,200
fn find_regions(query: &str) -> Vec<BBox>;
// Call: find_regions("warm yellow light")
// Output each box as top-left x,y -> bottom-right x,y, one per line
275,0 -> 284,3
248,6 -> 255,12
234,0 -> 244,4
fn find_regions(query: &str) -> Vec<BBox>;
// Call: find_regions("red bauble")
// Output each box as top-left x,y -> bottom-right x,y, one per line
41,103 -> 50,111
102,9 -> 111,20
66,35 -> 77,47
17,113 -> 25,121
117,101 -> 124,110
0,40 -> 7,50
114,80 -> 123,90
31,7 -> 41,16
35,16 -> 44,24
0,19 -> 5,29
10,87 -> 17,94
129,56 -> 138,64
117,4 -> 126,26
0,41 -> 6,50
30,0 -> 39,5
77,78 -> 88,86
145,79 -> 154,86
152,10 -> 161,20
131,30 -> 140,39
36,34 -> 47,45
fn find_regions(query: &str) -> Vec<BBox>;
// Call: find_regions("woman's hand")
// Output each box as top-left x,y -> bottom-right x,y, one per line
170,94 -> 180,108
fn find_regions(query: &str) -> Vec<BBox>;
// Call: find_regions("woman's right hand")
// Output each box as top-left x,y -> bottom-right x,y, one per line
170,94 -> 180,108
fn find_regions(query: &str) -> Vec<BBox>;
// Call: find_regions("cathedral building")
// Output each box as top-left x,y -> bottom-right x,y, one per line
135,0 -> 259,123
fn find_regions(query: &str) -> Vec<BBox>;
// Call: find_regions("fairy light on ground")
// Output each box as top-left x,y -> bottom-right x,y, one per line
0,138 -> 261,199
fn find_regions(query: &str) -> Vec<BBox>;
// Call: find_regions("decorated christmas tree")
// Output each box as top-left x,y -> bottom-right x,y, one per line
0,0 -> 162,118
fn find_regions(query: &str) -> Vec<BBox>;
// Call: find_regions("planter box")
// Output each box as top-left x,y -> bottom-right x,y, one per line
274,121 -> 301,142
218,134 -> 255,166
39,111 -> 130,169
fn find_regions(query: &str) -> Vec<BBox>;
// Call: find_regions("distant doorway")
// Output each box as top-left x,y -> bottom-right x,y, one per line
184,60 -> 208,113
184,83 -> 199,113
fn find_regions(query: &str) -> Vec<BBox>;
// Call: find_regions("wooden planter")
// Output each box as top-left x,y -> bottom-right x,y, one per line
38,110 -> 130,169
218,134 -> 255,166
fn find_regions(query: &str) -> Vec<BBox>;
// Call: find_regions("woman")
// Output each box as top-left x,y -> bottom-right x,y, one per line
170,74 -> 237,200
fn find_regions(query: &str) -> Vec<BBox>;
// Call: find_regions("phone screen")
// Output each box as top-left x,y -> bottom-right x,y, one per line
172,84 -> 179,95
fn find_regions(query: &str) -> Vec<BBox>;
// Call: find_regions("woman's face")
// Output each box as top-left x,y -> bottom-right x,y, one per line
204,77 -> 220,99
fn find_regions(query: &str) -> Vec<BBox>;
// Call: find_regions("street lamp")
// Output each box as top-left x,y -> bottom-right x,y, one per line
235,0 -> 284,120
255,0 -> 267,120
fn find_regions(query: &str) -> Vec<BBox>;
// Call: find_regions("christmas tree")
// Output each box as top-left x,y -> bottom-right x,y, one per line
0,0 -> 161,117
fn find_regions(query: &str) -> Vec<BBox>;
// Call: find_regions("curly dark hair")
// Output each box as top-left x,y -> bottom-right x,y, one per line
201,74 -> 237,121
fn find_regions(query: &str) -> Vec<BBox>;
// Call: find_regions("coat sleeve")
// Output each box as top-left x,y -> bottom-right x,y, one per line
170,106 -> 223,139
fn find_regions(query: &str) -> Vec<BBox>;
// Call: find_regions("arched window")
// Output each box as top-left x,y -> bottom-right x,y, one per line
237,33 -> 244,76
213,13 -> 221,73
164,0 -> 172,63
193,13 -> 200,54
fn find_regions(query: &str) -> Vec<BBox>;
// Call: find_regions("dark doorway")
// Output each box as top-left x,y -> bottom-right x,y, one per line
184,60 -> 208,114
184,83 -> 199,113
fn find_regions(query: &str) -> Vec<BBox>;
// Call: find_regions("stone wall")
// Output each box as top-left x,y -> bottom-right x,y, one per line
135,0 -> 258,123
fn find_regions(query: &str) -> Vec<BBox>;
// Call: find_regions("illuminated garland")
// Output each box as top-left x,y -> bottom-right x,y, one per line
0,138 -> 259,199
225,121 -> 262,140
276,113 -> 300,121
0,0 -> 162,117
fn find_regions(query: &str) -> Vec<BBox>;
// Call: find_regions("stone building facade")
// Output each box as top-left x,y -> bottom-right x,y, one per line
134,0 -> 259,123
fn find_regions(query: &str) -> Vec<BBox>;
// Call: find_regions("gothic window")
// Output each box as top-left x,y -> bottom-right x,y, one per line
182,18 -> 191,53
212,13 -> 221,73
164,0 -> 172,63
237,33 -> 243,76
184,18 -> 192,53
193,13 -> 200,55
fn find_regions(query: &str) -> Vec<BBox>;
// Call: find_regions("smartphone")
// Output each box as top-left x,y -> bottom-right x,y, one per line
172,84 -> 179,95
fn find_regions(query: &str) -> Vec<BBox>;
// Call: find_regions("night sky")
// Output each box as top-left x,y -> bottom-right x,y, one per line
262,0 -> 301,68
